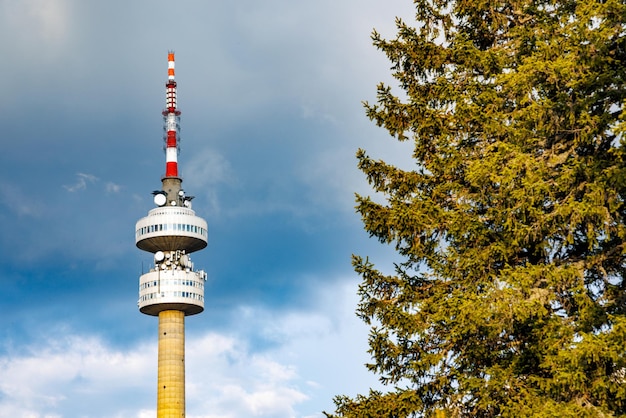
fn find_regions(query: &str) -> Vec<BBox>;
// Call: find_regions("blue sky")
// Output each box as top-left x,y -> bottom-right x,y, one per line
0,1 -> 417,417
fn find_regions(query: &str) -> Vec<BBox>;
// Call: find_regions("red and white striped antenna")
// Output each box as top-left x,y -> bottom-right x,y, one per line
163,51 -> 181,179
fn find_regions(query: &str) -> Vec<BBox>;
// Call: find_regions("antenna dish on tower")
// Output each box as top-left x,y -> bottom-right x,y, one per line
154,193 -> 167,206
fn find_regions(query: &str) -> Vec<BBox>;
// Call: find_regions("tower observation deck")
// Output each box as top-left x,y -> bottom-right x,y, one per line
135,52 -> 207,417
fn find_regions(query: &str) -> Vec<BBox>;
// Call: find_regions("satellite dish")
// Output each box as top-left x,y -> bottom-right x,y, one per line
154,193 -> 166,206
154,251 -> 165,262
170,200 -> 177,206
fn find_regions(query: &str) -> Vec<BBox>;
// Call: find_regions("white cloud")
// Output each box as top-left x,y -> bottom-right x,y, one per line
200,277 -> 384,417
0,277 -> 380,418
0,330 -> 305,418
62,174 -> 125,196
63,172 -> 98,192
0,334 -> 155,418
106,182 -> 122,193
185,333 -> 308,418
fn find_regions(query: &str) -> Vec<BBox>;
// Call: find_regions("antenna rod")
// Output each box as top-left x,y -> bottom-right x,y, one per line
163,51 -> 181,179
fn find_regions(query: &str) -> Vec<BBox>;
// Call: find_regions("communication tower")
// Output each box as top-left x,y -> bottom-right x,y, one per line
135,52 -> 208,417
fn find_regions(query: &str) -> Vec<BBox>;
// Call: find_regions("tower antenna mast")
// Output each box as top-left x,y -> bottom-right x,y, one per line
164,51 -> 181,179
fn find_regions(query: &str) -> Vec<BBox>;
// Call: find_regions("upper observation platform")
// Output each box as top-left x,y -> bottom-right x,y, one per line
135,206 -> 208,253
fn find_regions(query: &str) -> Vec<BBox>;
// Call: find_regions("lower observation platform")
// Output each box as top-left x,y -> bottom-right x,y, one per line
138,268 -> 207,316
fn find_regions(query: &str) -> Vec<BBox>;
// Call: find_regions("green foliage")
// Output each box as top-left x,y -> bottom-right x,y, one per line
328,0 -> 626,417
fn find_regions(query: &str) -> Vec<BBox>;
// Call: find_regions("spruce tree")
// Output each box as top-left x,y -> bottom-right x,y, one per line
329,0 -> 626,416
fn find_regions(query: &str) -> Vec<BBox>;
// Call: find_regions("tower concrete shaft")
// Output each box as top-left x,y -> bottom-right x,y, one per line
157,310 -> 185,418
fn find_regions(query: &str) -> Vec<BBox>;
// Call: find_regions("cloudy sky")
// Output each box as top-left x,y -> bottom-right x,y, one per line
0,1 -> 417,417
